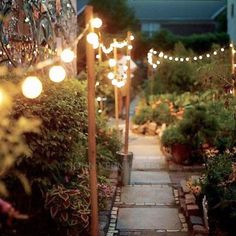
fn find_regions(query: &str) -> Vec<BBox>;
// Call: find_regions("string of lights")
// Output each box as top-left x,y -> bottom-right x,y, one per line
147,44 -> 234,69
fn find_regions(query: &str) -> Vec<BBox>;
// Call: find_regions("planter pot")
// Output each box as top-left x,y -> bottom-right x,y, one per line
171,144 -> 191,164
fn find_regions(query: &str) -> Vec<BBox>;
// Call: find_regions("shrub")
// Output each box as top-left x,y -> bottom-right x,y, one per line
1,77 -> 121,235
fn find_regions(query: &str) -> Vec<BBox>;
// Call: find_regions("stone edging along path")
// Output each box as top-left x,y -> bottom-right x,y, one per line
105,134 -> 190,236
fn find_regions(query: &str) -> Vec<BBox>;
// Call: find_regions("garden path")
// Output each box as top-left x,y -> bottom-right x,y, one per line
112,133 -> 188,236
107,98 -> 189,235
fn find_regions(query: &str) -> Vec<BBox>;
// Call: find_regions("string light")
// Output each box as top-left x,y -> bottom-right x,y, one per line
112,79 -> 118,86
147,45 -> 229,66
49,66 -> 66,83
153,64 -> 157,69
60,48 -> 75,63
107,72 -> 115,80
128,45 -> 133,50
86,32 -> 99,45
91,18 -> 103,28
130,35 -> 135,41
22,76 -> 42,99
109,59 -> 116,67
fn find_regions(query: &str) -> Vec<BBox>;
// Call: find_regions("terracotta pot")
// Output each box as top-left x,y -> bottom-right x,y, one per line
171,143 -> 191,164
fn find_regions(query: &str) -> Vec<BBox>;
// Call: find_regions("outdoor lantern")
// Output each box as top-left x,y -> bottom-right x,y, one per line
61,49 -> 75,63
22,76 -> 42,99
49,66 -> 66,83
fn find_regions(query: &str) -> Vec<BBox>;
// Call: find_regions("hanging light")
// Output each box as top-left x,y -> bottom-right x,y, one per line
159,52 -> 164,58
221,48 -> 225,52
193,56 -> 197,61
185,58 -> 190,62
22,76 -> 42,99
112,79 -> 118,86
49,66 -> 66,83
86,32 -> 99,45
152,64 -> 157,69
206,54 -> 210,58
128,45 -> 133,50
213,51 -> 217,55
61,48 -> 75,63
130,35 -> 135,41
91,18 -> 103,28
109,59 -> 116,67
199,56 -> 203,60
107,72 -> 115,80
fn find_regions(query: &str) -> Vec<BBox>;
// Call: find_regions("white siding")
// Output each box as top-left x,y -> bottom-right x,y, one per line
228,0 -> 236,43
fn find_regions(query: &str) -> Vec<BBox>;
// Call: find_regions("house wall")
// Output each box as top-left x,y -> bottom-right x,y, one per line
228,0 -> 236,43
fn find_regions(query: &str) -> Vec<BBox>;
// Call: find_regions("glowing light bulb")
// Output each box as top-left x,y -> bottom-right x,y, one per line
230,43 -> 233,48
157,61 -> 161,65
185,57 -> 190,62
180,58 -> 184,62
169,57 -> 173,61
128,45 -> 133,50
91,18 -> 102,28
22,76 -> 42,99
93,41 -> 99,49
60,48 -> 75,63
109,59 -> 116,67
164,55 -> 168,59
159,52 -> 164,58
153,64 -> 157,69
0,87 -> 9,107
199,56 -> 203,60
107,72 -> 115,80
213,51 -> 217,55
112,79 -> 118,86
49,66 -> 66,83
206,54 -> 210,58
96,54 -> 100,59
126,56 -> 131,61
175,57 -> 179,61
221,48 -> 225,52
96,97 -> 102,102
86,32 -> 99,45
123,65 -> 128,71
117,81 -> 125,88
130,35 -> 135,41
194,57 -> 197,61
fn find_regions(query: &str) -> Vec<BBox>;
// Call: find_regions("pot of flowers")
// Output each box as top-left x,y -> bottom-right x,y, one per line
161,126 -> 191,164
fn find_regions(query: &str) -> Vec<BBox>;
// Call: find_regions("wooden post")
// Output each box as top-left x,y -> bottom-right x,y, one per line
113,39 -> 119,130
231,42 -> 236,96
85,6 -> 99,236
124,32 -> 132,155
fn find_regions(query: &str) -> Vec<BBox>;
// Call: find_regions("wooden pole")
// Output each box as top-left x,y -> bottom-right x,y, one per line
113,39 -> 119,130
231,42 -> 236,96
85,6 -> 99,236
124,32 -> 132,155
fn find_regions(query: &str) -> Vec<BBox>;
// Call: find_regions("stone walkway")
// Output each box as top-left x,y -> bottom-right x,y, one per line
107,133 -> 188,236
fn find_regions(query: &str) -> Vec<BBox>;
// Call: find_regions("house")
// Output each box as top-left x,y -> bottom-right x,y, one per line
128,0 -> 226,37
228,0 -> 236,43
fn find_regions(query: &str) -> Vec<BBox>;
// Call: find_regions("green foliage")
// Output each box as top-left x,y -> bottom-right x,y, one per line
151,30 -> 229,53
161,126 -> 187,146
89,0 -> 138,33
1,78 -> 121,235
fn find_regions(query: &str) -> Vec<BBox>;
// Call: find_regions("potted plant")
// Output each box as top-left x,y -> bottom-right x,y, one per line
161,126 -> 190,164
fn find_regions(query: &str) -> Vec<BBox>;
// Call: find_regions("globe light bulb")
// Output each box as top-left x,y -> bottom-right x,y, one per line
213,51 -> 217,55
49,66 -> 66,83
206,54 -> 210,58
128,45 -> 133,50
185,58 -> 190,62
61,48 -> 75,63
194,57 -> 197,60
199,56 -> 203,60
152,64 -> 157,69
130,35 -> 135,41
86,32 -> 99,45
107,72 -> 115,80
112,79 -> 118,86
22,76 -> 42,99
109,59 -> 116,67
159,52 -> 164,58
91,18 -> 103,28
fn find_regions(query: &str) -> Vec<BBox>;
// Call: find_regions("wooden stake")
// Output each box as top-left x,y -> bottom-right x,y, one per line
85,6 -> 99,236
124,32 -> 132,155
113,39 -> 119,130
231,42 -> 236,96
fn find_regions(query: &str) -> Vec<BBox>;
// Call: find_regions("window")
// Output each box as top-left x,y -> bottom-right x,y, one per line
231,4 -> 234,18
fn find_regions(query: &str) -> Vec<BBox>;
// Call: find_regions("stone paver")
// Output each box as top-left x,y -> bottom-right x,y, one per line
117,207 -> 182,230
121,185 -> 174,205
131,171 -> 171,184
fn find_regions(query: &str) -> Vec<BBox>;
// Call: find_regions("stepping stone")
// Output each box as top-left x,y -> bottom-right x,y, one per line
117,207 -> 182,230
131,171 -> 171,184
121,185 -> 174,205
